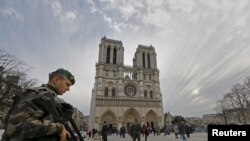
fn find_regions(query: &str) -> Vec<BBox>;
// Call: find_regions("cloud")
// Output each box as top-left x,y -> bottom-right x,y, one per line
50,1 -> 81,35
51,1 -> 62,16
0,7 -> 23,22
85,0 -> 97,13
169,0 -> 196,13
1,0 -> 250,118
142,8 -> 171,28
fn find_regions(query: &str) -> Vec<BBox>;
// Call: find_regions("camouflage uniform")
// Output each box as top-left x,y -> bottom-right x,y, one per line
2,84 -> 64,141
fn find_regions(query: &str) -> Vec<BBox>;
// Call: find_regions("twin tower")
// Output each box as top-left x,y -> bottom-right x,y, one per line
89,36 -> 164,132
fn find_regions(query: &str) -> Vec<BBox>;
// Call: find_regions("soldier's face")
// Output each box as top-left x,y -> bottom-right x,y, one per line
54,77 -> 72,95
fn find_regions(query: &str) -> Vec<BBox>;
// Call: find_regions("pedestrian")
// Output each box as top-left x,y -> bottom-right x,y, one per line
178,121 -> 187,141
120,126 -> 126,138
130,119 -> 141,141
164,126 -> 170,135
174,124 -> 179,138
102,121 -> 109,141
152,127 -> 156,136
142,124 -> 149,141
2,68 -> 75,141
186,123 -> 191,138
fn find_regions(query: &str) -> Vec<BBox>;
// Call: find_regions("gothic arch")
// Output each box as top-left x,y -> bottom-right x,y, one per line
102,81 -> 119,97
144,85 -> 154,98
111,87 -> 116,97
145,84 -> 151,89
144,90 -> 148,98
145,109 -> 158,123
122,107 -> 141,123
106,46 -> 111,63
147,53 -> 150,68
104,87 -> 108,97
100,110 -> 117,125
113,47 -> 117,64
104,81 -> 119,88
142,52 -> 145,68
121,108 -> 141,134
149,90 -> 153,98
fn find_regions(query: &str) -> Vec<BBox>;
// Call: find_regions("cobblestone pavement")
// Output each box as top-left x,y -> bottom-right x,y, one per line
85,132 -> 207,141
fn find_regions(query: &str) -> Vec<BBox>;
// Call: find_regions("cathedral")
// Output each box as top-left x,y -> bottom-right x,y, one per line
89,36 -> 164,132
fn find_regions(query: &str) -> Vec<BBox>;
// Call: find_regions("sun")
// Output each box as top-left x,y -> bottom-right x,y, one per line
192,89 -> 199,95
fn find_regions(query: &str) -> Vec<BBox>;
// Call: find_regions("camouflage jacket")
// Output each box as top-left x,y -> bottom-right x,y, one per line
2,84 -> 64,141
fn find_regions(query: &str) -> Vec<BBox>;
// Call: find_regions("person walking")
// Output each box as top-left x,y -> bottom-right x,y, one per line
130,119 -> 141,141
120,126 -> 126,138
164,126 -> 170,135
142,124 -> 149,141
174,124 -> 179,138
186,123 -> 191,138
178,121 -> 188,141
2,68 -> 75,141
102,121 -> 109,141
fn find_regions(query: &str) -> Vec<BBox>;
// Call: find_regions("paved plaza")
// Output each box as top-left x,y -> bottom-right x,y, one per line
1,130 -> 208,141
85,132 -> 208,141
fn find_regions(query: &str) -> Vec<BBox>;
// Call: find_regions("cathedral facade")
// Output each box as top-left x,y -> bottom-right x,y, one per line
89,36 -> 164,132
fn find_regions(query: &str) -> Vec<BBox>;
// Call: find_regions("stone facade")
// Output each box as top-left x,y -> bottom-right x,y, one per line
164,112 -> 174,127
89,36 -> 164,132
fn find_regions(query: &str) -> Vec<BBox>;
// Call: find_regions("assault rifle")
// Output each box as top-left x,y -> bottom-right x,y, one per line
32,92 -> 84,141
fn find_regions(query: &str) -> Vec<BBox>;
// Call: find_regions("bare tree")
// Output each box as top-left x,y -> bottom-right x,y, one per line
223,92 -> 242,124
243,76 -> 250,122
243,77 -> 250,106
224,84 -> 249,124
214,76 -> 250,124
215,99 -> 229,124
0,49 -> 38,126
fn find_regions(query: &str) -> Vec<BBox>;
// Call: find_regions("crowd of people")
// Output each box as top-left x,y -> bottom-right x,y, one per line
81,120 -> 193,141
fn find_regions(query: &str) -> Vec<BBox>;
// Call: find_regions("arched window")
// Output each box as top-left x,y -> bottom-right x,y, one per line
148,53 -> 150,68
106,47 -> 110,63
142,53 -> 145,68
132,72 -> 137,80
150,90 -> 153,98
113,48 -> 117,64
104,87 -> 109,97
112,87 -> 116,97
144,90 -> 148,98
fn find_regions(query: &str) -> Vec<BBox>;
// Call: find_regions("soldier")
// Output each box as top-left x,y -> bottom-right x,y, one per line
130,119 -> 141,141
1,68 -> 75,141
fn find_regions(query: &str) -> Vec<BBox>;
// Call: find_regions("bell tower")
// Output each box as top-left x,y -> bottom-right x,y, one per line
133,45 -> 157,69
98,36 -> 124,65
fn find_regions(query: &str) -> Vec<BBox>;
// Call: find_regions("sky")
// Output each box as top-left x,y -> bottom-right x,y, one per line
1,0 -> 250,117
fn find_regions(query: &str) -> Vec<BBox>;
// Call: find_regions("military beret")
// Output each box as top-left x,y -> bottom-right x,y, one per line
50,68 -> 75,85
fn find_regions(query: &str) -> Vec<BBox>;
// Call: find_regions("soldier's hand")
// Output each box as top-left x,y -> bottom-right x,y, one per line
59,126 -> 71,141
